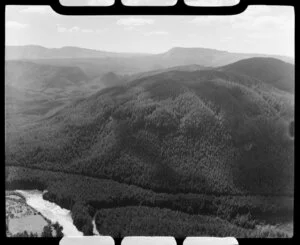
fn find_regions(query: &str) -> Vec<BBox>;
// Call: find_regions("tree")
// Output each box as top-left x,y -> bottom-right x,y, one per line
13,231 -> 29,237
41,224 -> 53,237
81,223 -> 94,236
53,222 -> 64,237
29,232 -> 38,237
71,202 -> 93,235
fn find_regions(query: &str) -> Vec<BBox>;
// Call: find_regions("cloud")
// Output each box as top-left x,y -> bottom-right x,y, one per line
228,5 -> 272,27
19,6 -> 53,14
188,5 -> 273,26
56,25 -> 100,33
82,28 -> 94,33
117,17 -> 155,26
6,21 -> 28,29
189,6 -> 272,26
230,12 -> 292,31
69,26 -> 80,32
144,31 -> 169,36
189,5 -> 292,34
57,24 -> 80,33
57,24 -> 67,33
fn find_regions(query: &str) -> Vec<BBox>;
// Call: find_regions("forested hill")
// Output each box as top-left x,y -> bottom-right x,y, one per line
5,58 -> 294,197
5,60 -> 88,91
220,57 -> 295,93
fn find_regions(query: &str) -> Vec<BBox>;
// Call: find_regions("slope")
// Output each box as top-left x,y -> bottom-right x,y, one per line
220,57 -> 295,93
5,59 -> 294,197
5,60 -> 90,130
5,60 -> 88,91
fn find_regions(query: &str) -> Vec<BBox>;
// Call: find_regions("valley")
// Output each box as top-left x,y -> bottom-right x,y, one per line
6,165 -> 293,238
5,45 -> 294,238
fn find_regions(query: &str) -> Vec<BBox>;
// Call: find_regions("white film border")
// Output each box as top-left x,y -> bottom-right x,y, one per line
60,236 -> 238,245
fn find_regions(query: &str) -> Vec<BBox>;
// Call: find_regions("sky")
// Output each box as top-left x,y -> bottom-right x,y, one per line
5,2 -> 294,57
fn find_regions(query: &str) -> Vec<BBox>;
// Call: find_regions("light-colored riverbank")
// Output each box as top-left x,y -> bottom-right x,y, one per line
15,190 -> 83,236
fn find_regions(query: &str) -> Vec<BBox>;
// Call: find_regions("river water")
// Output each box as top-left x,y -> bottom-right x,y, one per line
15,190 -> 83,236
92,219 -> 100,235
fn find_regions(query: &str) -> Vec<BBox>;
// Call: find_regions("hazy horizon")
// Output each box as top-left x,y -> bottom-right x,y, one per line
6,5 -> 294,57
5,44 -> 295,59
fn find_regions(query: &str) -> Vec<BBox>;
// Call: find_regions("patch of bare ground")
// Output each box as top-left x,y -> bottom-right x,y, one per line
6,192 -> 54,237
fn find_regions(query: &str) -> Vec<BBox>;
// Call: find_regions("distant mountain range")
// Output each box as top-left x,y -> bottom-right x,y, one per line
6,45 -> 294,67
156,47 -> 294,66
5,45 -> 147,60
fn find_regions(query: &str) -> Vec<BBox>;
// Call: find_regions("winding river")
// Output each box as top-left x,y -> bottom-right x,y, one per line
15,190 -> 84,236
